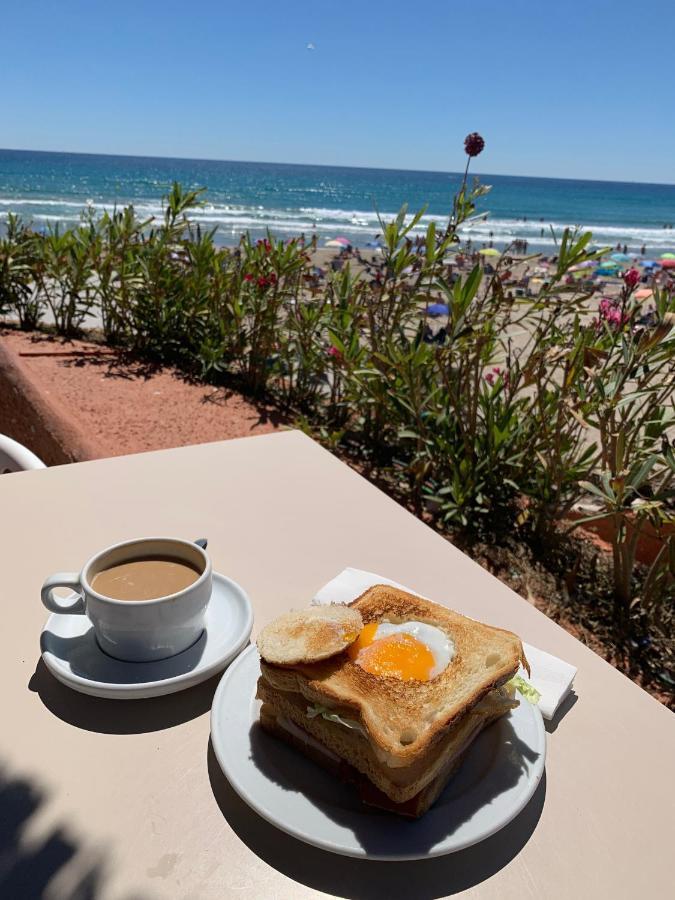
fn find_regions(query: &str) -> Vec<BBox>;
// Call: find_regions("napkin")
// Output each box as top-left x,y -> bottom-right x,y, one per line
314,567 -> 576,721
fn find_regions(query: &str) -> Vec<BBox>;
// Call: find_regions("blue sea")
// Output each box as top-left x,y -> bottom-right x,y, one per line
1,148 -> 674,254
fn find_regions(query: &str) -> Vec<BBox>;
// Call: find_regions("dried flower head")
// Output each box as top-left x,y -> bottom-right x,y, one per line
464,132 -> 485,157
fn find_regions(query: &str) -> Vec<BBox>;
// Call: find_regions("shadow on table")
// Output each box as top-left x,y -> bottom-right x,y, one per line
0,763 -> 143,899
28,658 -> 220,734
207,737 -> 546,898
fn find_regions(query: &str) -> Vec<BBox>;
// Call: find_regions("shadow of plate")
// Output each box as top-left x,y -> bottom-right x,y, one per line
207,726 -> 546,898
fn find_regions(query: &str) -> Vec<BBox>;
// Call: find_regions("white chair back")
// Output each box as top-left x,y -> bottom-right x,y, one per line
0,434 -> 47,473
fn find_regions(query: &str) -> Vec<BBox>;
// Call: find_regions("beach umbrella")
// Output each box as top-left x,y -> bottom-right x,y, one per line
334,237 -> 351,246
660,252 -> 675,259
641,260 -> 659,268
426,303 -> 449,317
325,240 -> 344,248
610,252 -> 631,262
635,289 -> 653,301
478,248 -> 500,256
366,240 -> 383,248
660,258 -> 675,268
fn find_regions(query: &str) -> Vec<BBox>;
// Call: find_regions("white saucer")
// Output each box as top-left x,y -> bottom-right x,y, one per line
211,646 -> 546,860
41,573 -> 253,699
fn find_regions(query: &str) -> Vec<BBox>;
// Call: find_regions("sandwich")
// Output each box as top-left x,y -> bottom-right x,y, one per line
255,585 -> 529,818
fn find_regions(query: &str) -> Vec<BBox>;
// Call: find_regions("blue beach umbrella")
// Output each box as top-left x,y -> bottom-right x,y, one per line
366,240 -> 383,248
641,260 -> 660,268
610,253 -> 632,262
427,303 -> 449,317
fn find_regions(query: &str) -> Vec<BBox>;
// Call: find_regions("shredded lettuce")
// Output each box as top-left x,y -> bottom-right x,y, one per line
510,675 -> 541,704
306,704 -> 364,732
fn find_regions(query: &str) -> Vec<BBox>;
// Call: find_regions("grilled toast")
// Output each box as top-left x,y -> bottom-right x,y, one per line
256,604 -> 363,665
259,702 -> 507,817
257,677 -> 517,801
258,584 -> 528,768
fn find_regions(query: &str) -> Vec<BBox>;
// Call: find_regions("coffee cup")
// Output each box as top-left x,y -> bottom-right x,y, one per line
41,537 -> 212,662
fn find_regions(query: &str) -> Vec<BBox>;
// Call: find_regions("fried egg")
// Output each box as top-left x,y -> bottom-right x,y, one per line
346,621 -> 454,681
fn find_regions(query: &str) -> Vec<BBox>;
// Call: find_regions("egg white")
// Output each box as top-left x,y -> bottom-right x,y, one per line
372,621 -> 454,678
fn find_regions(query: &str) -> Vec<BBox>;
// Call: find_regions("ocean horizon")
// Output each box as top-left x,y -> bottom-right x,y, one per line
1,148 -> 674,253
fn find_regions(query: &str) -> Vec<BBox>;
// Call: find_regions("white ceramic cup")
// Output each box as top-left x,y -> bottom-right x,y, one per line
41,537 -> 212,662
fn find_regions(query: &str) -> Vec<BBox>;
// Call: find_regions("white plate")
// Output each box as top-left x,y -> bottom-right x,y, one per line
40,573 -> 253,699
211,645 -> 546,860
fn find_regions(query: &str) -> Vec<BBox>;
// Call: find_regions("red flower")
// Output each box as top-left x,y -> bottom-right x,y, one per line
257,238 -> 272,253
464,132 -> 485,157
327,346 -> 343,362
269,273 -> 277,285
243,273 -> 254,282
622,268 -> 640,289
257,276 -> 268,288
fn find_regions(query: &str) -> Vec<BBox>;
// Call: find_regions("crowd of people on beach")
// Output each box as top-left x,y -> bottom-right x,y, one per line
306,229 -> 675,337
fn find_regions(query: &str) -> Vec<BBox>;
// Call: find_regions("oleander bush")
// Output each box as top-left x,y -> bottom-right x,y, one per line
1,148 -> 674,662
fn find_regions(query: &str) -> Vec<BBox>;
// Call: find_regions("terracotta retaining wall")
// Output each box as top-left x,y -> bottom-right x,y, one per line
567,509 -> 673,568
0,337 -> 100,466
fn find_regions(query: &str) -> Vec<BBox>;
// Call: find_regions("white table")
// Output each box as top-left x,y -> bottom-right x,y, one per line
2,430 -> 673,898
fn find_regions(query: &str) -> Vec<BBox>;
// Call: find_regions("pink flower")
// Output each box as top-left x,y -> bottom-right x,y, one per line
485,366 -> 509,387
597,297 -> 628,329
327,346 -> 343,362
257,239 -> 272,253
243,273 -> 254,282
622,268 -> 640,289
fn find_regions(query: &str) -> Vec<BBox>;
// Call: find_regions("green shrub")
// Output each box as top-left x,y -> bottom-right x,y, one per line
0,214 -> 43,329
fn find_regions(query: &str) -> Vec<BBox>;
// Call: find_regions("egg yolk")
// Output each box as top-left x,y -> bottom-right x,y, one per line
346,622 -> 379,659
346,624 -> 435,681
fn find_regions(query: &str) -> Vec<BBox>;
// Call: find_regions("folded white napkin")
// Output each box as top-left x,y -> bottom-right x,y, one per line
314,567 -> 576,721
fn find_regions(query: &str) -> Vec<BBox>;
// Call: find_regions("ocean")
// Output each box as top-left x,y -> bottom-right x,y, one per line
1,148 -> 674,254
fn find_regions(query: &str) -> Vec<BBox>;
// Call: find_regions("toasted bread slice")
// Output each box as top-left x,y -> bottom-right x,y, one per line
259,702 -> 507,818
257,678 -> 517,802
260,584 -> 528,767
256,604 -> 363,666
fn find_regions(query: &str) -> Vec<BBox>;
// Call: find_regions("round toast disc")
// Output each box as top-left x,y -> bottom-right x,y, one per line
256,605 -> 363,666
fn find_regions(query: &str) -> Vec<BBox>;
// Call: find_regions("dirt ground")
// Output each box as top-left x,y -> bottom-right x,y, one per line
0,330 -> 284,457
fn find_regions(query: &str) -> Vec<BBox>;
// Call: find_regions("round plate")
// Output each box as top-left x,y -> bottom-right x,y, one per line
211,645 -> 546,860
40,573 -> 253,699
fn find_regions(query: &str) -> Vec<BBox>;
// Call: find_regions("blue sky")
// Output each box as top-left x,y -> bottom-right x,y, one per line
2,0 -> 673,182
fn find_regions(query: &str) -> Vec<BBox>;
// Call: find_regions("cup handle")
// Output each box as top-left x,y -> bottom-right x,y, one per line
41,573 -> 86,614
